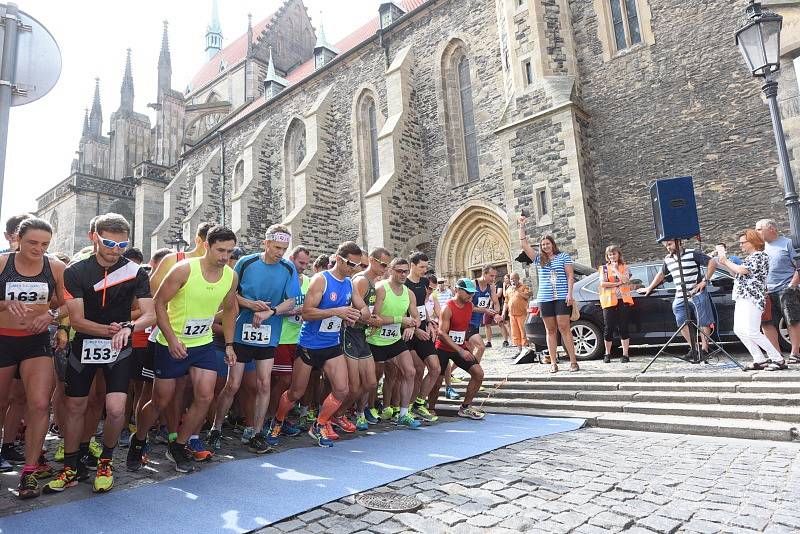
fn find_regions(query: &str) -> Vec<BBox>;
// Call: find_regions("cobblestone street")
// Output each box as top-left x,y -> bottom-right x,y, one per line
260,427 -> 800,534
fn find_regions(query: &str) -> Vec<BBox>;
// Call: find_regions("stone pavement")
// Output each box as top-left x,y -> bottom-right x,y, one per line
258,427 -> 800,534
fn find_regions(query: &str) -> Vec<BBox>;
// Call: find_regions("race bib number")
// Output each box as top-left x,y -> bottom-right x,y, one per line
417,305 -> 426,322
80,338 -> 119,364
477,296 -> 490,308
449,330 -> 466,345
380,323 -> 400,339
368,305 -> 374,314
5,281 -> 48,304
320,316 -> 342,333
287,314 -> 302,325
182,318 -> 213,338
241,323 -> 271,345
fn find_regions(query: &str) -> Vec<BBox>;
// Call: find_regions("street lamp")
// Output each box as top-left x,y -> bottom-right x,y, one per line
166,233 -> 189,253
735,0 -> 800,249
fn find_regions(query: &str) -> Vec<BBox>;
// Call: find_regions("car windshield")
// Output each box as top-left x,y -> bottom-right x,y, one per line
582,264 -> 650,295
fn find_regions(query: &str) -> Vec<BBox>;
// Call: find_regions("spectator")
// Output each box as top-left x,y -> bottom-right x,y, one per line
313,254 -> 329,273
755,218 -> 800,362
122,247 -> 144,264
599,245 -> 634,363
504,272 -> 531,354
434,279 -> 453,309
518,214 -> 580,373
718,229 -> 786,370
484,274 -> 510,348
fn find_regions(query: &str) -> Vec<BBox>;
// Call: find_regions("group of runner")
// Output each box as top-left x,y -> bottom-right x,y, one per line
0,211 -> 497,500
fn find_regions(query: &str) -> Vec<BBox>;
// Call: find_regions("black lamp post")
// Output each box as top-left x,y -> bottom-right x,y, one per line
735,0 -> 800,249
166,233 -> 189,253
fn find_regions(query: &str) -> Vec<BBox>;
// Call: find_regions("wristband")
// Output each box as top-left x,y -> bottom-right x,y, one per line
120,321 -> 135,333
225,342 -> 234,347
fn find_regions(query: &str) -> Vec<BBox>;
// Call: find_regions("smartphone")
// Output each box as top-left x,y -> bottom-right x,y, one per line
715,244 -> 727,258
520,208 -> 529,217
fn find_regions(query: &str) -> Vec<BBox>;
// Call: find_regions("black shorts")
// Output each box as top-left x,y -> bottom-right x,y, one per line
406,335 -> 436,360
369,339 -> 408,363
298,345 -> 342,369
130,344 -> 155,382
65,340 -> 133,398
233,343 -> 276,363
437,348 -> 477,375
466,325 -> 480,340
0,331 -> 52,368
342,328 -> 372,360
539,299 -> 572,318
766,289 -> 800,327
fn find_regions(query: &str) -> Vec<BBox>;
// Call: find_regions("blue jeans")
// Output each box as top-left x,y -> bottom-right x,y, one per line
672,290 -> 714,327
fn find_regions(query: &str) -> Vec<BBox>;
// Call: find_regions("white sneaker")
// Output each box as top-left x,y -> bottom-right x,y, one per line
240,426 -> 256,444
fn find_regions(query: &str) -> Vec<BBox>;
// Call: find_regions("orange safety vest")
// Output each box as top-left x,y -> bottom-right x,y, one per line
598,264 -> 634,309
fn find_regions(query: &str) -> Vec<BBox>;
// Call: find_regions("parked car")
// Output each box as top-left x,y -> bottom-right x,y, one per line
524,261 -> 791,360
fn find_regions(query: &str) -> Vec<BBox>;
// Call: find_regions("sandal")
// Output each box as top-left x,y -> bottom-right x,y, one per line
570,363 -> 580,372
765,360 -> 788,371
743,361 -> 767,371
550,364 -> 559,373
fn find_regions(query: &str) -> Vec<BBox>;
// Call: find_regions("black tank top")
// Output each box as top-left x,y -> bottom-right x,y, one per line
353,275 -> 376,330
0,253 -> 56,304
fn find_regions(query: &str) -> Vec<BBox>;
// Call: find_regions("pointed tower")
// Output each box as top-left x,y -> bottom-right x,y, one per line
88,78 -> 103,138
379,1 -> 406,28
205,0 -> 223,59
119,49 -> 134,112
81,108 -> 89,140
314,14 -> 338,70
158,20 -> 172,96
263,46 -> 288,99
244,13 -> 257,101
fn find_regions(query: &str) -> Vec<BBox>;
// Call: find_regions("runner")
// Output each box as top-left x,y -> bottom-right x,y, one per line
0,218 -> 66,498
467,265 -> 503,362
208,225 -> 301,454
45,213 -> 154,494
368,257 -> 422,429
269,241 -> 370,447
404,252 -> 440,423
128,226 -> 238,473
434,278 -> 486,419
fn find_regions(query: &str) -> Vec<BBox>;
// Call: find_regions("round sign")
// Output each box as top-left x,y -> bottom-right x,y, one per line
7,6 -> 61,106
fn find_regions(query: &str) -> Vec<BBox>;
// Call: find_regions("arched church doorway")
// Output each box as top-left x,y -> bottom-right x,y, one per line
435,201 -> 511,282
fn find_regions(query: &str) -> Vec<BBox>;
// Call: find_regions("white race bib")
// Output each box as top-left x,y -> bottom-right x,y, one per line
80,338 -> 119,364
287,314 -> 302,325
182,318 -> 213,338
368,305 -> 374,314
5,281 -> 49,304
417,305 -> 426,322
241,323 -> 271,345
477,296 -> 490,308
320,316 -> 342,333
144,326 -> 153,334
449,330 -> 466,345
380,323 -> 400,339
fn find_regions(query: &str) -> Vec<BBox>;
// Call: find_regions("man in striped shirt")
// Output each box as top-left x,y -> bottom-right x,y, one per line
639,240 -> 717,361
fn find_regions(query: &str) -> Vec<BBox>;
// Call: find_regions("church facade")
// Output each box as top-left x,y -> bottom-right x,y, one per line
36,0 -> 800,278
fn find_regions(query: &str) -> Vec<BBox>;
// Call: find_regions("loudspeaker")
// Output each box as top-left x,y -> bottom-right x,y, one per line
649,176 -> 701,242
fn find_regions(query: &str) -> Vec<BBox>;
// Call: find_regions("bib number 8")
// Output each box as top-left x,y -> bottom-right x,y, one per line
320,317 -> 342,332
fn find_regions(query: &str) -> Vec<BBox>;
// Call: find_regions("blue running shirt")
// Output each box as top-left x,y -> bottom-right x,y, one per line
299,271 -> 353,350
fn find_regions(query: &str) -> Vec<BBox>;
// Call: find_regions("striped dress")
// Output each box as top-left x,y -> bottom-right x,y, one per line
534,252 -> 573,303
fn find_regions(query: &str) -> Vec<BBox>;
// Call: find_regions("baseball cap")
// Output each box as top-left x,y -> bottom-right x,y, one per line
455,278 -> 477,293
231,247 -> 245,260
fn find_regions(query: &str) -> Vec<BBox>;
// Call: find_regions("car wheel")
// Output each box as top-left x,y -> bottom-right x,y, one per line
779,317 -> 792,353
570,320 -> 603,361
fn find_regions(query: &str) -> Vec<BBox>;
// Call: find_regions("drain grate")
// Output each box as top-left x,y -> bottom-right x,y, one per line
355,491 -> 423,513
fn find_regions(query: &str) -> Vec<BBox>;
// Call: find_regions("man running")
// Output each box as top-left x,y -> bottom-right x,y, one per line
208,225 -> 301,453
46,213 -> 154,494
128,226 -> 238,473
434,278 -> 485,419
269,241 -> 370,447
467,265 -> 502,362
404,252 -> 440,423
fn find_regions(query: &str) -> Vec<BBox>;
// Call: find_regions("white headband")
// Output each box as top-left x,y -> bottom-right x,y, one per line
266,232 -> 291,243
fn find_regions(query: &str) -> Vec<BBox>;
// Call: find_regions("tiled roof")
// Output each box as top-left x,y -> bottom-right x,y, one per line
187,13 -> 274,95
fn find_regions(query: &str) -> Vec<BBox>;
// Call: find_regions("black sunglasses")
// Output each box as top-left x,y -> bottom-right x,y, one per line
339,255 -> 366,269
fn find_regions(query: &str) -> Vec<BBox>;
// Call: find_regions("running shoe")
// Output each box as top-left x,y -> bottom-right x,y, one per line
93,459 -> 114,493
355,414 -> 369,431
119,426 -> 132,448
458,406 -> 486,420
43,468 -> 79,493
450,374 -> 463,383
308,422 -> 334,448
18,471 -> 39,499
126,436 -> 147,471
240,426 -> 256,444
0,455 -> 12,473
247,434 -> 274,454
207,429 -> 222,451
485,341 -> 492,348
396,414 -> 422,429
322,422 -> 340,440
365,409 -> 379,425
445,386 -> 460,400
289,404 -> 302,418
304,410 -> 317,425
166,442 -> 195,473
502,340 -> 509,348
267,419 -> 283,441
154,426 -> 170,444
379,407 -> 394,421
88,438 -> 102,458
279,420 -> 302,437
54,439 -> 64,462
34,454 -> 54,479
48,422 -> 60,437
1,444 -> 24,464
188,437 -> 213,462
412,404 -> 439,423
81,452 -> 98,471
331,415 -> 356,434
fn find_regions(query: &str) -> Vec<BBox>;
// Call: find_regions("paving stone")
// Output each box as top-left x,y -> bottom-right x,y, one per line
636,514 -> 682,533
274,519 -> 305,532
550,510 -> 590,530
297,509 -> 328,523
730,514 -> 770,531
683,518 -> 724,533
360,511 -> 393,525
499,515 -> 538,531
589,510 -> 634,530
466,514 -> 502,527
439,511 -> 469,527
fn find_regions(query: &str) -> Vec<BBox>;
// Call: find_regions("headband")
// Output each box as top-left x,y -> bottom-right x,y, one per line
265,232 -> 291,243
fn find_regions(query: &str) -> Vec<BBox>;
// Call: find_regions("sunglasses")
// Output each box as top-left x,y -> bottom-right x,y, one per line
97,235 -> 129,249
375,259 -> 389,268
339,256 -> 367,269
393,268 -> 410,275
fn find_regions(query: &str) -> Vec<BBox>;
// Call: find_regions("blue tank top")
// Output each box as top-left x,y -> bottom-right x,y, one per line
470,278 -> 492,327
298,271 -> 353,350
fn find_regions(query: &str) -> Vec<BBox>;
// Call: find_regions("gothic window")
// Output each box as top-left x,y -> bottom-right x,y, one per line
233,161 -> 244,195
354,91 -> 382,191
441,39 -> 480,185
609,0 -> 641,51
48,211 -> 59,234
283,118 -> 306,215
595,0 -> 652,61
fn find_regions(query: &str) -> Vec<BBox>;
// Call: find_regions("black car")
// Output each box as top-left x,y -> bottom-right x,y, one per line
524,261 -> 792,360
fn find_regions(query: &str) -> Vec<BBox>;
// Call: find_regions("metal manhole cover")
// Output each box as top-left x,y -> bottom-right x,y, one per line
356,492 -> 423,512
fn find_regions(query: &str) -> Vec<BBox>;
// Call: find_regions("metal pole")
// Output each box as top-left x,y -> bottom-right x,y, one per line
0,3 -> 20,215
763,79 -> 800,250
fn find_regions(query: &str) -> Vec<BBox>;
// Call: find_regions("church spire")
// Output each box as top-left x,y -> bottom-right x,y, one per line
88,78 -> 103,138
119,48 -> 134,112
246,13 -> 253,57
314,12 -> 338,70
158,20 -> 172,95
81,108 -> 89,140
205,0 -> 223,59
263,46 -> 288,99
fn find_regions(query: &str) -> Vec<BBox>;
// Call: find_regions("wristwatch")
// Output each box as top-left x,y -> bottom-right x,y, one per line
120,321 -> 135,334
